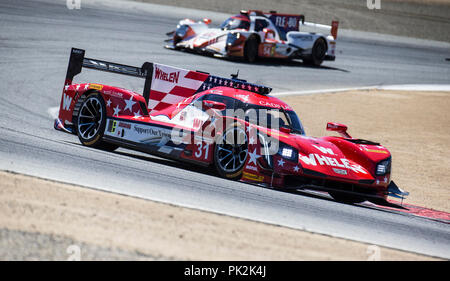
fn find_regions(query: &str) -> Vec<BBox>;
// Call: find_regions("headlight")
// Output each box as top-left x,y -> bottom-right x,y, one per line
281,148 -> 293,158
226,32 -> 240,46
376,157 -> 391,176
176,25 -> 188,38
277,144 -> 298,162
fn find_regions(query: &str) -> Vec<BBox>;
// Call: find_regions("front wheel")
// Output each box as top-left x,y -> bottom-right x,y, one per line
244,37 -> 259,63
214,124 -> 248,180
76,92 -> 118,151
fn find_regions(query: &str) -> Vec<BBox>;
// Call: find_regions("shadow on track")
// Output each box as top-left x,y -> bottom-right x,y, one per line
65,141 -> 409,216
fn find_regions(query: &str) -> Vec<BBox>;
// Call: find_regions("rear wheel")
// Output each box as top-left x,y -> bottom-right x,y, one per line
76,92 -> 118,151
303,38 -> 327,66
214,124 -> 248,180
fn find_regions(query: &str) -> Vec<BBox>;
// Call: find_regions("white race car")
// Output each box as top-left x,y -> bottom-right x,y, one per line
165,10 -> 339,66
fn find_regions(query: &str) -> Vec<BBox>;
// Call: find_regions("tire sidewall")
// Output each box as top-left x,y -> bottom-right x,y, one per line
214,123 -> 248,180
76,92 -> 107,147
311,38 -> 326,65
244,37 -> 258,63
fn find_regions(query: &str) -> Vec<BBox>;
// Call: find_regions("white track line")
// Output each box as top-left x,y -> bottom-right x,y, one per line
272,84 -> 450,96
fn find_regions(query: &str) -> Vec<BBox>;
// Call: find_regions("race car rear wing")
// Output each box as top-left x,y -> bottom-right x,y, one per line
247,10 -> 339,40
64,48 -> 153,102
301,20 -> 339,39
64,48 -> 272,110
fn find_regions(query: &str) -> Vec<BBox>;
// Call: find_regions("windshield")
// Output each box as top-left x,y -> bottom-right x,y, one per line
244,105 -> 305,135
220,15 -> 250,30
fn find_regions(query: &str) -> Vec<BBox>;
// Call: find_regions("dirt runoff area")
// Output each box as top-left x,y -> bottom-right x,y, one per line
0,171 -> 438,261
280,90 -> 450,212
135,0 -> 450,42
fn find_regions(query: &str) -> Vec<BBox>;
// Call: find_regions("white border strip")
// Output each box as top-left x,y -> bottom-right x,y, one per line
272,84 -> 450,96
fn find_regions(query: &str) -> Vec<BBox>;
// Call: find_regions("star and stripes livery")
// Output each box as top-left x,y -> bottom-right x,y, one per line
55,48 -> 409,207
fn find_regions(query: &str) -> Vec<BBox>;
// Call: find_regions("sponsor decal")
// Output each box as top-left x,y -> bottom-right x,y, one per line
134,125 -> 171,138
107,120 -> 117,133
332,168 -> 347,175
193,118 -> 203,129
89,84 -> 103,90
62,93 -> 72,111
365,148 -> 388,154
118,122 -> 131,129
290,34 -> 313,41
312,145 -> 335,155
258,100 -> 292,110
245,165 -> 258,172
299,153 -> 368,174
242,171 -> 264,182
154,66 -> 180,83
103,90 -> 123,98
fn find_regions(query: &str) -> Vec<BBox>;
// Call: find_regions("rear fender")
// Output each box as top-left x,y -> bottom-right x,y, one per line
58,83 -> 103,124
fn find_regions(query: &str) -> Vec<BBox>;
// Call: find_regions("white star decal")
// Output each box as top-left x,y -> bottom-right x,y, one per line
106,99 -> 111,107
248,148 -> 260,165
84,84 -> 89,90
293,166 -> 300,172
277,158 -> 285,167
133,110 -> 141,119
64,85 -> 69,91
76,84 -> 80,91
249,136 -> 256,145
113,104 -> 121,116
124,96 -> 136,112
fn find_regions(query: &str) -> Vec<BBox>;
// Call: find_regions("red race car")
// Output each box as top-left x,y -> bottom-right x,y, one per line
55,48 -> 408,204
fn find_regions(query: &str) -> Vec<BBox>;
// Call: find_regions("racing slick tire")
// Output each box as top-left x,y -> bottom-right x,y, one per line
303,38 -> 327,66
329,191 -> 366,204
214,123 -> 249,180
244,36 -> 259,63
75,92 -> 118,151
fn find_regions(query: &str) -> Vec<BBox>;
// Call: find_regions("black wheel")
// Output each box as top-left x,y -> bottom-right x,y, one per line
303,38 -> 327,66
244,36 -> 259,63
76,92 -> 118,151
214,123 -> 248,180
329,192 -> 366,204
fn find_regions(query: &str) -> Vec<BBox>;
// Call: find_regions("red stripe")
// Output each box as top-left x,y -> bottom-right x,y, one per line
169,86 -> 198,98
152,102 -> 172,112
149,90 -> 168,101
184,71 -> 209,81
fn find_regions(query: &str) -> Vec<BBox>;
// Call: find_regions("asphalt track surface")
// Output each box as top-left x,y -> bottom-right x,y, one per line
0,0 -> 449,258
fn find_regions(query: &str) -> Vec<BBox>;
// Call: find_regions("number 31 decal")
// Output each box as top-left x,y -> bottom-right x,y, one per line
194,142 -> 210,160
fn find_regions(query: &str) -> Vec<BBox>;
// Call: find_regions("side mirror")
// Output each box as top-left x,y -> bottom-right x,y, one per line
263,28 -> 275,41
326,122 -> 351,138
203,100 -> 226,111
203,18 -> 212,25
280,126 -> 292,134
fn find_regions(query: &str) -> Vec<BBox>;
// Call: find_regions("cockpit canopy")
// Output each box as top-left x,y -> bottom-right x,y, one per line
220,15 -> 250,31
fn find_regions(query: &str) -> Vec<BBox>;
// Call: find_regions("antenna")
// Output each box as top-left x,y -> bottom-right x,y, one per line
231,70 -> 239,80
